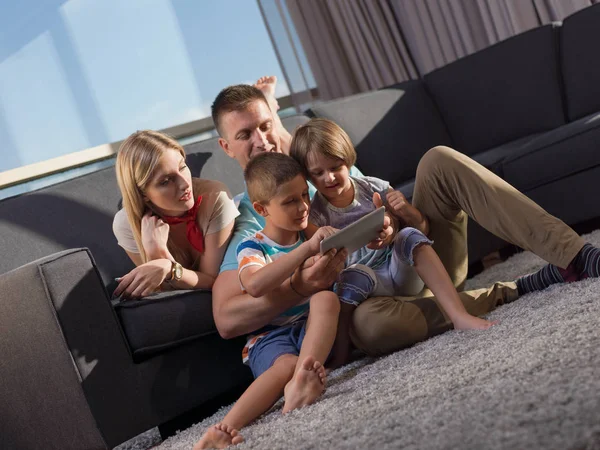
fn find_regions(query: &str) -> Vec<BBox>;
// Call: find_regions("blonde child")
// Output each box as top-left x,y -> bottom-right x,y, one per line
290,118 -> 497,368
195,152 -> 340,449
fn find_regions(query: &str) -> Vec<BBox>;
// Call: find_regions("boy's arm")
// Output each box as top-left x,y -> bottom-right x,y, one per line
239,241 -> 314,298
213,248 -> 347,339
239,227 -> 337,298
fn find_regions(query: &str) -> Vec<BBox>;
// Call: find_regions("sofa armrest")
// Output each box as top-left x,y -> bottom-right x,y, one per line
0,248 -> 111,449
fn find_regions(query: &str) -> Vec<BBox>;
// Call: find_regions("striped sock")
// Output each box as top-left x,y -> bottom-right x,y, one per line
516,262 -> 578,295
573,243 -> 600,279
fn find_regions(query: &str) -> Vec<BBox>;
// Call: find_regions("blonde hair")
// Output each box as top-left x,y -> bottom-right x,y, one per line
115,130 -> 187,263
245,152 -> 304,204
290,118 -> 357,174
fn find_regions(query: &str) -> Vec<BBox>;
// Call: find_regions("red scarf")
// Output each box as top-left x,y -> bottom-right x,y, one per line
161,195 -> 204,253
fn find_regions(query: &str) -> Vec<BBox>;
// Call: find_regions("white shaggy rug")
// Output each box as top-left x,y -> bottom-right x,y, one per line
117,231 -> 600,450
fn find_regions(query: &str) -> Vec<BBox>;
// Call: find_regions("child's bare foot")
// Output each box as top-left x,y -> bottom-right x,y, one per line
254,75 -> 280,111
193,423 -> 244,450
282,356 -> 326,414
453,314 -> 498,330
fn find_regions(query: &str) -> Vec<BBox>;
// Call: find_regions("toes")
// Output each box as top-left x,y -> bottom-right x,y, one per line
300,356 -> 316,371
232,435 -> 244,445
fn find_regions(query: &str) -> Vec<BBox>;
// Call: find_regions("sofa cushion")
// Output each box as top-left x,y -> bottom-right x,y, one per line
308,80 -> 453,187
501,111 -> 600,192
0,167 -> 132,283
424,24 -> 565,156
560,3 -> 600,122
114,289 -> 216,361
471,133 -> 545,175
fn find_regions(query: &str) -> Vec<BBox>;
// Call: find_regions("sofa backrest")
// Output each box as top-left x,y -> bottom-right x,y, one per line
424,24 -> 566,155
560,4 -> 600,122
0,167 -> 130,283
308,80 -> 453,186
0,115 -> 309,283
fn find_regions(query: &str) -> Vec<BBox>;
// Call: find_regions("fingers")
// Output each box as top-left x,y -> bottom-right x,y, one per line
372,192 -> 383,208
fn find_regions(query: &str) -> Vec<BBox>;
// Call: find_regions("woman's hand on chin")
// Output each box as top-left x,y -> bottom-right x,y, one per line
141,211 -> 171,259
113,258 -> 172,300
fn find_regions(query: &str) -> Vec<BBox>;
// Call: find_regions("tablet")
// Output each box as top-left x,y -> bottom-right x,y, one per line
320,206 -> 385,254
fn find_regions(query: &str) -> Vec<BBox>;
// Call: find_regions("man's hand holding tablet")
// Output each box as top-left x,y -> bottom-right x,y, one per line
319,206 -> 386,254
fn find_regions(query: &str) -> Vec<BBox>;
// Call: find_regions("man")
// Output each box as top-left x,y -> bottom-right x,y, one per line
211,76 -> 600,357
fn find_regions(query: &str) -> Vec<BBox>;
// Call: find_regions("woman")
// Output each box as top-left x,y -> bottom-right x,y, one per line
112,130 -> 239,299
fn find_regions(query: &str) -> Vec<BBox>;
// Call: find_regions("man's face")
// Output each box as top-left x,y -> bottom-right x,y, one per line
218,100 -> 282,169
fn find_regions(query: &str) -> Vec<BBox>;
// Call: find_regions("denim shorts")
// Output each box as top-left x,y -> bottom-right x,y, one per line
247,321 -> 307,378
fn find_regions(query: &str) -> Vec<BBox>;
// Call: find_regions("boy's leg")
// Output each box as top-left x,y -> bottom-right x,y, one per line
295,291 -> 340,370
412,146 -> 585,289
351,281 -> 519,356
194,354 -> 297,449
283,291 -> 340,413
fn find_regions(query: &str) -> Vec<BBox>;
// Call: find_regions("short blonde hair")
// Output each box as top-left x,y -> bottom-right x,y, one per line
290,118 -> 357,174
115,130 -> 185,263
244,152 -> 304,204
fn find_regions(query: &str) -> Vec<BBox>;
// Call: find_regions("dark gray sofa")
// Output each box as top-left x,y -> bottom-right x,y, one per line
2,4 -> 600,449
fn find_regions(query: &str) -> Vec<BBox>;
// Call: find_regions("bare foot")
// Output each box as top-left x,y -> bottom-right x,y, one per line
254,75 -> 280,111
193,423 -> 244,450
453,314 -> 498,330
282,356 -> 326,414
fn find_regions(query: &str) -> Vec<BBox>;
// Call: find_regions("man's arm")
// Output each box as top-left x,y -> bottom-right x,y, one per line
213,248 -> 347,338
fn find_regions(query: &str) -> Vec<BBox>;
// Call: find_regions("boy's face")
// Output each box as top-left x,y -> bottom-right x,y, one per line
256,174 -> 310,231
306,152 -> 351,201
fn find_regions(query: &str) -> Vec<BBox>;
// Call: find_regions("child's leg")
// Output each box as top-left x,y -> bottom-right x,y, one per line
194,354 -> 297,449
392,227 -> 495,330
332,266 -> 378,368
283,291 -> 340,413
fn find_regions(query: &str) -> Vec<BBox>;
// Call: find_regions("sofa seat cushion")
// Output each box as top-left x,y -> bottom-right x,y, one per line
424,24 -> 565,156
114,289 -> 217,361
471,133 -> 545,174
501,111 -> 600,192
308,80 -> 453,187
560,3 -> 600,122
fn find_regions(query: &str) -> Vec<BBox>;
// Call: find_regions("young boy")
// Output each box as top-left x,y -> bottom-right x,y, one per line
194,152 -> 340,449
290,118 -> 499,368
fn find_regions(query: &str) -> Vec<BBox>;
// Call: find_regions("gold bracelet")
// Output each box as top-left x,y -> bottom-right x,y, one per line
289,273 -> 305,298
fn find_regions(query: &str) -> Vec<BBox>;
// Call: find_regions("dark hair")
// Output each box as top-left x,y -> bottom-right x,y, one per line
244,152 -> 305,203
211,84 -> 270,136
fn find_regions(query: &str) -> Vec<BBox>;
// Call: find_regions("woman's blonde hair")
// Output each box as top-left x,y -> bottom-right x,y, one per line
115,130 -> 186,263
290,118 -> 357,175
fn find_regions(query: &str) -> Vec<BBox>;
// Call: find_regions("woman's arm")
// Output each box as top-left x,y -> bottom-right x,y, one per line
168,219 -> 236,291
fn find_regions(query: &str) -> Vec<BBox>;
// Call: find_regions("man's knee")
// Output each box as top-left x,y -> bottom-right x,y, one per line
310,290 -> 341,316
417,145 -> 457,177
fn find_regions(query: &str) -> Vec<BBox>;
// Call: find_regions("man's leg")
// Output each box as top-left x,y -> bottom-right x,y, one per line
350,282 -> 518,356
412,146 -> 585,289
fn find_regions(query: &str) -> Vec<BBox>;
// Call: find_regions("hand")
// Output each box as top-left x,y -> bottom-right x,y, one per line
307,226 -> 338,254
113,259 -> 172,299
366,193 -> 395,250
141,212 -> 170,259
385,190 -> 427,233
292,248 -> 348,296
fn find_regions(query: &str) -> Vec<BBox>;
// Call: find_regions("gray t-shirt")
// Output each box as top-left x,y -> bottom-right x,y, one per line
309,176 -> 392,269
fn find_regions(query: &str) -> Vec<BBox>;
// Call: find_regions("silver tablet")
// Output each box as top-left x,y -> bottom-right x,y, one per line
320,206 -> 385,254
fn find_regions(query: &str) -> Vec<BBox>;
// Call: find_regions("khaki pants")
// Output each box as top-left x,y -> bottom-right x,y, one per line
350,146 -> 584,356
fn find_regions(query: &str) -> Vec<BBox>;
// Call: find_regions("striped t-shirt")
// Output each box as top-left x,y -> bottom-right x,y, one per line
236,231 -> 310,363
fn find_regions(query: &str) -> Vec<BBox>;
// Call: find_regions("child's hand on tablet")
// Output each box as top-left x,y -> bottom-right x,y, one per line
308,226 -> 338,254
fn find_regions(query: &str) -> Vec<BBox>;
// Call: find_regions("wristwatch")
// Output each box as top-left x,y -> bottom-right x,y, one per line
169,261 -> 183,281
